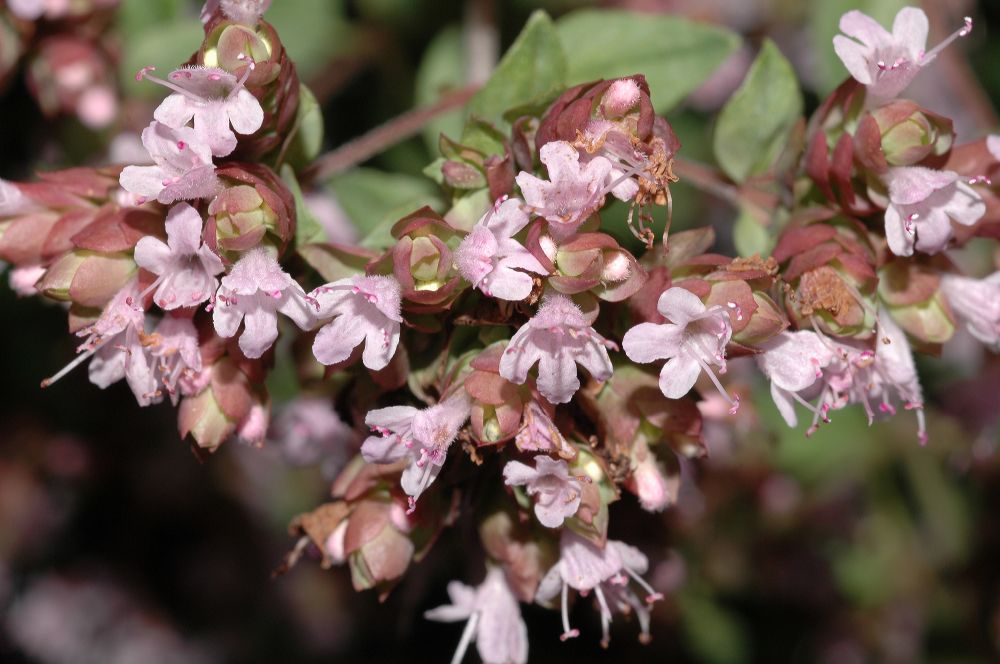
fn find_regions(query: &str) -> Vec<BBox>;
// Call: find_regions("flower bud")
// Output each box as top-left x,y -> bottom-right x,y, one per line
537,75 -> 656,150
288,501 -> 351,569
177,356 -> 254,452
478,508 -> 557,602
0,168 -> 124,267
624,435 -> 679,512
565,447 -> 615,546
465,344 -> 523,444
372,207 -> 462,312
878,259 -> 955,345
546,232 -> 646,302
343,499 -> 415,595
855,101 -> 954,173
36,249 -> 136,308
210,163 -> 295,253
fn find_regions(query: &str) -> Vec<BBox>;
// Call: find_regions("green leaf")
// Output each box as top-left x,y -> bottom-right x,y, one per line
555,10 -> 740,112
415,26 -> 466,154
467,10 -> 567,129
282,84 -> 325,169
119,17 -> 203,99
329,168 -> 442,239
265,0 -> 353,82
280,164 -> 324,246
297,243 -> 373,282
713,39 -> 803,183
732,207 -> 771,257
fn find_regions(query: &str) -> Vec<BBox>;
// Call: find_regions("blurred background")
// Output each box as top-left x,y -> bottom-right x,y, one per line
1,0 -> 1000,662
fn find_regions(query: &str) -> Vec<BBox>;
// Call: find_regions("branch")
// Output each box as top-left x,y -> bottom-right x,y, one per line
304,85 -> 480,183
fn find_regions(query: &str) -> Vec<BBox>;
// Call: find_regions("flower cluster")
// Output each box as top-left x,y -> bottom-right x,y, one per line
2,3 -> 999,661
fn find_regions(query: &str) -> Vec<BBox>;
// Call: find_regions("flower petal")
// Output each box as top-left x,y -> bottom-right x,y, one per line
239,300 -> 279,359
656,286 -> 706,325
891,7 -> 929,56
228,89 -> 265,135
658,354 -> 701,399
535,347 -> 579,405
312,315 -> 366,366
622,322 -> 683,364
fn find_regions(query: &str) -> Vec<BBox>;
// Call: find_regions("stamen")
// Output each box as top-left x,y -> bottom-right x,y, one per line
594,585 -> 613,649
921,16 -> 973,63
560,582 -> 579,641
623,566 -> 663,604
694,354 -> 739,413
449,611 -> 480,664
136,67 -> 206,103
791,390 -> 831,421
40,344 -> 99,387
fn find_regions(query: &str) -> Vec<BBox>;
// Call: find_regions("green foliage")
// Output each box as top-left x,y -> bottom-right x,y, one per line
265,0 -> 352,81
281,84 -> 325,171
713,39 -> 802,183
415,26 -> 466,153
556,9 -> 741,112
732,207 -> 772,257
466,10 -> 567,130
117,0 -> 201,98
279,164 -> 324,246
327,168 -> 443,248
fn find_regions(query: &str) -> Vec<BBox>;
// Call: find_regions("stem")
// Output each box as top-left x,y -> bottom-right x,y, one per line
672,156 -> 773,221
304,85 -> 480,183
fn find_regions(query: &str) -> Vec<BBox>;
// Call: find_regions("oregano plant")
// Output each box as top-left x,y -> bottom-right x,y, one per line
1,1 -> 998,662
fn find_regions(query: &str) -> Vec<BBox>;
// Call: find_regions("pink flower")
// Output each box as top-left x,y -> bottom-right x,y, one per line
988,135 -> 1000,162
119,121 -> 220,205
133,203 -> 224,310
271,397 -> 354,474
536,530 -> 662,645
140,65 -> 264,158
940,272 -> 1000,350
883,167 -> 985,256
514,400 -> 575,458
601,79 -> 642,118
309,274 -> 402,371
758,318 -> 927,443
499,293 -> 614,405
8,264 -> 46,297
515,141 -> 612,240
236,399 -> 270,446
202,0 -> 272,25
148,315 -> 202,405
757,331 -> 837,428
213,248 -> 314,359
622,286 -> 738,410
454,197 -> 547,301
502,455 -> 582,528
627,439 -> 677,513
42,279 -> 157,407
361,393 -> 470,510
424,567 -> 528,664
833,8 -> 971,101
